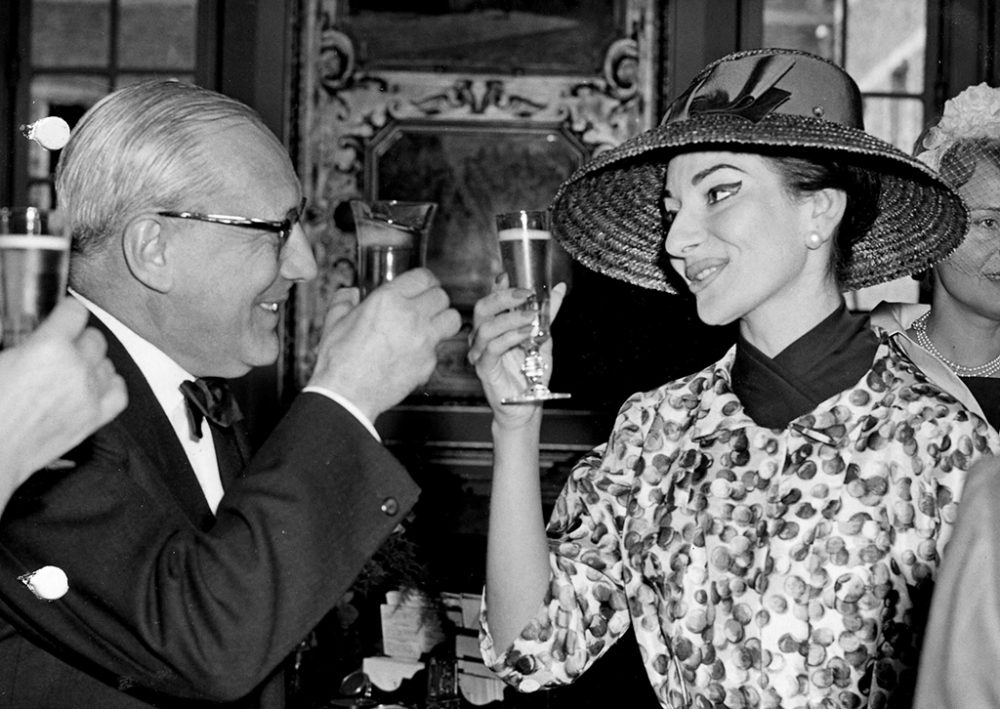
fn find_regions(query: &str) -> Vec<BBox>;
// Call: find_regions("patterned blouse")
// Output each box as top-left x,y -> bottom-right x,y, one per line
480,335 -> 1000,708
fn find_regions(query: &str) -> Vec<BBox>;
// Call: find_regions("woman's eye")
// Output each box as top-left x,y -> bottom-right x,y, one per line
707,182 -> 741,205
970,210 -> 1000,231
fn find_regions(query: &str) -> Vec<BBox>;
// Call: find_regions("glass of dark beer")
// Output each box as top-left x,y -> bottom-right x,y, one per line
495,209 -> 570,404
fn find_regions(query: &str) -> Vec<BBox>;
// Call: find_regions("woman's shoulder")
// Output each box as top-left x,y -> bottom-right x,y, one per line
876,336 -> 999,448
614,347 -> 736,428
880,331 -> 985,409
868,300 -> 930,334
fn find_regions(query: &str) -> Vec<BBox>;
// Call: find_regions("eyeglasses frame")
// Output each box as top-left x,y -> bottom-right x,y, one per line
156,198 -> 307,249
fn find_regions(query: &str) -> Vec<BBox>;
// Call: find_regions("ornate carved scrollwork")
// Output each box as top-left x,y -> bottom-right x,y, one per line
604,37 -> 640,101
412,79 -> 547,117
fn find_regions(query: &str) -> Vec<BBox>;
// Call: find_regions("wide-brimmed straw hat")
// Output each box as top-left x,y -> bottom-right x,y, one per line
550,48 -> 968,293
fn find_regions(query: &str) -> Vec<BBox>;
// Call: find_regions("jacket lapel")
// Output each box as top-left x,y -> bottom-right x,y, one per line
92,315 -> 216,530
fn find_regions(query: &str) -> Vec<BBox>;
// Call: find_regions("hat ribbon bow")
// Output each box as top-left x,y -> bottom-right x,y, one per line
665,55 -> 796,125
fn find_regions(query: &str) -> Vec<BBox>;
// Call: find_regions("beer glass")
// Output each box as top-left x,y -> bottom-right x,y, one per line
0,207 -> 70,347
495,209 -> 570,404
350,200 -> 437,297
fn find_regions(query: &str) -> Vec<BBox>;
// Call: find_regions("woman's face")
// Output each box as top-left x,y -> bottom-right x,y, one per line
663,151 -> 820,327
936,158 -> 1000,317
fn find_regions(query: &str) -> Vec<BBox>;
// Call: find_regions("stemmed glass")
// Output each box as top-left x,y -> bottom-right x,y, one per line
495,209 -> 571,404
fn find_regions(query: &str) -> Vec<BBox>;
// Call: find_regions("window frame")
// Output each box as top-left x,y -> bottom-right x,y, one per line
663,0 -> 996,135
0,0 -> 221,207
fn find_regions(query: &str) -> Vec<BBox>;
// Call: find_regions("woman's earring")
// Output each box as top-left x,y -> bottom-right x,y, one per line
805,232 -> 824,250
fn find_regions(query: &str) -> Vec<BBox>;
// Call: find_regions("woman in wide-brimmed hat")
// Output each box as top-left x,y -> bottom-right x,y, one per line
468,48 -> 1000,708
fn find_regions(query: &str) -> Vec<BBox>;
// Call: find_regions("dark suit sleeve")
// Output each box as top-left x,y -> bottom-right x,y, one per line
0,392 -> 418,702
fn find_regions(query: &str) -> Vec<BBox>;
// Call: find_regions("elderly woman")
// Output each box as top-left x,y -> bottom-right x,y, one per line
871,83 -> 1000,430
468,49 -> 1000,709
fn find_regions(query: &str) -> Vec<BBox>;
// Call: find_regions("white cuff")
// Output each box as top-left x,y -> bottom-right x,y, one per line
302,386 -> 381,441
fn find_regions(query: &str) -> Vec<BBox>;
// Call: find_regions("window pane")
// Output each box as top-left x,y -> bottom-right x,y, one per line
862,96 -> 924,153
28,181 -> 56,210
32,0 -> 111,68
29,74 -> 111,126
28,75 -> 112,208
762,0 -> 842,62
118,0 -> 197,70
115,72 -> 196,89
846,0 -> 925,93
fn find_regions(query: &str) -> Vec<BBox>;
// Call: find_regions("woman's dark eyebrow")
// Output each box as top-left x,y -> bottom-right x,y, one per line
692,163 -> 743,185
664,163 -> 744,197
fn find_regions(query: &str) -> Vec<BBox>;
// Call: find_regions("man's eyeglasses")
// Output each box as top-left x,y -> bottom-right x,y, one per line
157,198 -> 307,248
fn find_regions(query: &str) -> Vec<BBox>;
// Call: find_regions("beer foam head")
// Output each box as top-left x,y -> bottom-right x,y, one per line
497,228 -> 551,241
355,217 -> 420,247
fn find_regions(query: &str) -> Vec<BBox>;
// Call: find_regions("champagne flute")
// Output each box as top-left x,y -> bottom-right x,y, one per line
495,209 -> 570,404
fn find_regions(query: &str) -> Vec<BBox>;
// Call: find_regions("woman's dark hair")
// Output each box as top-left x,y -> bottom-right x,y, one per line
766,153 -> 882,287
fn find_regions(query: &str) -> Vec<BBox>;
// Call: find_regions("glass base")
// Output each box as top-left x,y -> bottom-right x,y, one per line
501,389 -> 572,405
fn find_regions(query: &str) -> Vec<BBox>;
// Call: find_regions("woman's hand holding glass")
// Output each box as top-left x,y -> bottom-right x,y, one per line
468,274 -> 567,425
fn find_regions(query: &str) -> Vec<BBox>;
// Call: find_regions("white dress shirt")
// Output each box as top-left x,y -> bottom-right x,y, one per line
71,291 -> 225,512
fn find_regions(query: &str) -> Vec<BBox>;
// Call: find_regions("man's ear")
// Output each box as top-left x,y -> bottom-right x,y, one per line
122,216 -> 173,293
806,187 -> 848,246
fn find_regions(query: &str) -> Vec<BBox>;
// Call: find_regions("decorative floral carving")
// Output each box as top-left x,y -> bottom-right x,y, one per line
412,79 -> 548,117
603,37 -> 640,101
317,27 -> 355,93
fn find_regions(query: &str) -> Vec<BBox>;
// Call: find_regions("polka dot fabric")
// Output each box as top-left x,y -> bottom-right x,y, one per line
480,334 -> 1000,708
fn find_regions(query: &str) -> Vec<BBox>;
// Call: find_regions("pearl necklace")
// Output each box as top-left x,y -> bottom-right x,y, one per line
910,309 -> 1000,377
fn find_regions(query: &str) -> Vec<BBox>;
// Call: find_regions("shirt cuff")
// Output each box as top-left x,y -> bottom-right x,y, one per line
301,386 -> 381,441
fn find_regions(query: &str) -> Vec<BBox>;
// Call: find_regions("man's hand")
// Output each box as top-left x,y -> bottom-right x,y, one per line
308,268 -> 461,420
0,298 -> 128,490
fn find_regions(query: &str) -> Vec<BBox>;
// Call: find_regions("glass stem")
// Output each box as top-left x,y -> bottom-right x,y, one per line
521,345 -> 546,388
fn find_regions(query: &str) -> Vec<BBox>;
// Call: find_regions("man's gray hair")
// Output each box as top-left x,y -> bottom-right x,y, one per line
55,79 -> 281,261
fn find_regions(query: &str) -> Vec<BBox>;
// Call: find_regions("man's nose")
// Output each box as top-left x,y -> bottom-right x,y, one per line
280,224 -> 319,282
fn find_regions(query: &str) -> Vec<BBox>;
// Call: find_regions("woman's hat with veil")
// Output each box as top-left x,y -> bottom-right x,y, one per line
550,48 -> 968,292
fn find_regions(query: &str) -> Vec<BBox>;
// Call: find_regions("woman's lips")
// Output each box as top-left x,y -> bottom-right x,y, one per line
684,258 -> 727,292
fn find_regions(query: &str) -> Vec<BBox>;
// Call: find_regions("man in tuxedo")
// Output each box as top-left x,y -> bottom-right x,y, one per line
0,80 -> 460,707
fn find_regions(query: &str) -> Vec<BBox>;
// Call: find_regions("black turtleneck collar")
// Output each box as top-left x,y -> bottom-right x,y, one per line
730,300 -> 878,428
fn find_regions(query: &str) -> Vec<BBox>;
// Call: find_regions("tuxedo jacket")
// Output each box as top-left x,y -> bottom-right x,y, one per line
0,318 -> 419,708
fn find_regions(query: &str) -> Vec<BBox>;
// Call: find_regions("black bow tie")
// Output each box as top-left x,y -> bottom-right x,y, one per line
180,378 -> 243,440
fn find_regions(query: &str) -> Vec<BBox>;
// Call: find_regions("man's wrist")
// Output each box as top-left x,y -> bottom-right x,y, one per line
301,386 -> 380,441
